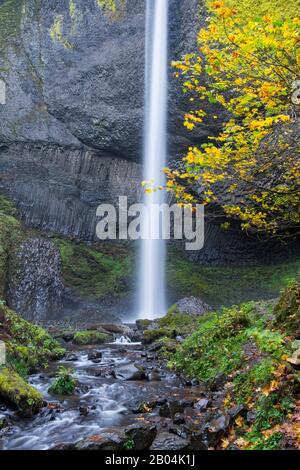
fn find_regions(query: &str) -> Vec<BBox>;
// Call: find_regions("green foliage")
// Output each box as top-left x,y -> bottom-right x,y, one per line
168,0 -> 300,235
158,310 -> 198,333
167,289 -> 299,450
233,357 -> 275,403
123,438 -> 135,450
274,279 -> 300,333
143,328 -> 174,345
0,204 -> 22,298
73,330 -> 110,345
169,304 -> 252,381
49,366 -> 76,396
0,194 -> 17,217
0,303 -> 65,376
245,327 -> 287,358
54,238 -> 133,301
0,367 -> 43,416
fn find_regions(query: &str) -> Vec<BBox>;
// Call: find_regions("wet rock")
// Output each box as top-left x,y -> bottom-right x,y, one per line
65,353 -> 78,362
150,432 -> 189,451
76,431 -> 124,450
173,413 -> 185,425
79,406 -> 89,417
88,350 -> 102,362
181,399 -> 195,409
130,400 -> 154,414
176,297 -> 212,316
52,443 -> 78,450
190,431 -> 208,450
113,363 -> 146,381
0,415 -> 9,430
147,371 -> 161,382
195,398 -> 209,411
209,373 -> 227,391
159,400 -> 184,418
124,423 -> 157,451
204,414 -> 230,447
191,378 -> 199,387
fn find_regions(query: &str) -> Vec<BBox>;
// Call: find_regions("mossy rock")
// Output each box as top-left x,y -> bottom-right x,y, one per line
73,330 -> 111,345
157,310 -> 199,335
0,367 -> 43,417
274,280 -> 300,333
53,238 -> 133,301
136,319 -> 152,330
0,303 -> 65,376
143,328 -> 174,345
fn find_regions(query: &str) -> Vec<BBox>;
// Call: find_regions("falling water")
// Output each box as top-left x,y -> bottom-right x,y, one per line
139,0 -> 168,319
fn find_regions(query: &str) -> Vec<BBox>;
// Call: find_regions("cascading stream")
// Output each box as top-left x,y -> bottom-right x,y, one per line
139,0 -> 168,320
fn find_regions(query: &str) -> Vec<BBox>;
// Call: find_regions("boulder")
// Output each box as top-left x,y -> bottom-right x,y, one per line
113,363 -> 146,381
176,297 -> 212,316
88,350 -> 102,362
0,368 -> 44,417
65,353 -> 78,362
76,431 -> 124,450
150,432 -> 189,451
124,423 -> 157,450
159,400 -> 184,418
195,398 -> 209,411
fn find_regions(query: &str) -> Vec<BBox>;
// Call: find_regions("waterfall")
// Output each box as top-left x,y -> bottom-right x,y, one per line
139,0 -> 168,320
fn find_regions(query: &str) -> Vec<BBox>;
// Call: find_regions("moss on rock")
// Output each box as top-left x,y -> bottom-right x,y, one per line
0,367 -> 43,417
274,279 -> 300,333
54,238 -> 133,301
0,303 -> 65,377
73,330 -> 110,345
143,328 -> 174,345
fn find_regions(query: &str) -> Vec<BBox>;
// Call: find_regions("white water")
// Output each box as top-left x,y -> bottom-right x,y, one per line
139,0 -> 168,320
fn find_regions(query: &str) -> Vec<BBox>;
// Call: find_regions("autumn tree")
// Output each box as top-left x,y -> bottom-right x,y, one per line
165,0 -> 300,237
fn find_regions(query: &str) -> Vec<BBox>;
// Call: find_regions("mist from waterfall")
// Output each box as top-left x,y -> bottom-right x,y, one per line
139,0 -> 168,320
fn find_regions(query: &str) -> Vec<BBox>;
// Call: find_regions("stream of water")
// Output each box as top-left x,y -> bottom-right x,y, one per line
0,342 -> 201,450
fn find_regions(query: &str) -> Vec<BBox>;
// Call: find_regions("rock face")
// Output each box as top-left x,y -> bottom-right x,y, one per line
8,237 -> 64,322
176,297 -> 212,316
0,0 -> 203,158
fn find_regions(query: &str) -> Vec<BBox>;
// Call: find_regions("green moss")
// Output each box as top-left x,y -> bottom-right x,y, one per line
167,246 -> 300,308
274,279 -> 300,333
49,366 -> 76,396
168,302 -> 268,381
73,330 -> 110,345
54,238 -> 133,301
96,0 -> 126,19
1,303 -> 65,376
136,319 -> 152,330
0,0 -> 23,53
0,367 -> 43,416
0,203 -> 23,298
158,310 -> 198,335
0,194 -> 17,217
143,328 -> 174,345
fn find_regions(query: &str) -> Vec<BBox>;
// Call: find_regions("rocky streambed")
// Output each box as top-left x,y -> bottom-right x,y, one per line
0,324 -> 242,451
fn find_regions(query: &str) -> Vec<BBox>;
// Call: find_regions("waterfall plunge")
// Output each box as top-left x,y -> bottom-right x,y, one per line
139,0 -> 168,320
